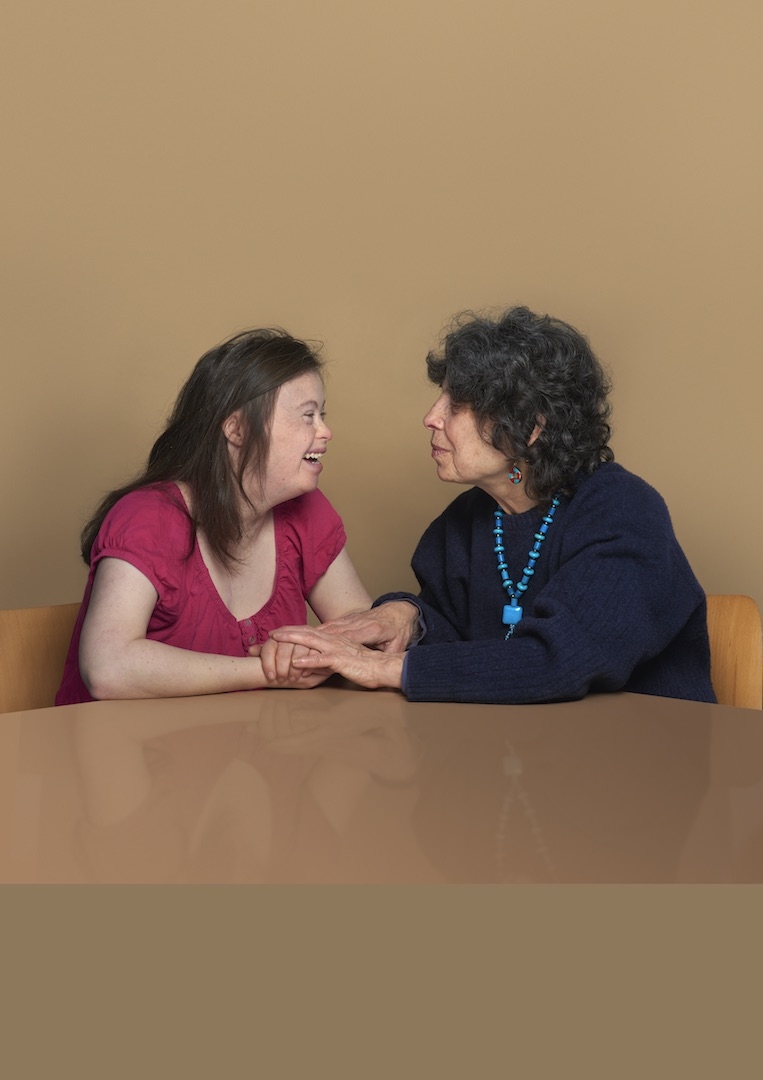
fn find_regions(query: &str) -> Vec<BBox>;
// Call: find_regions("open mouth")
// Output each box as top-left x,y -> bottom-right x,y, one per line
303,453 -> 324,463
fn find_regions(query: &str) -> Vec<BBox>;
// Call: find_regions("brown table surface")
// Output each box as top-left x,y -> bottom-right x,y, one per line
2,682 -> 762,883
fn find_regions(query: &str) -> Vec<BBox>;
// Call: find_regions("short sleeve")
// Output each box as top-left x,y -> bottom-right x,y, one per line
277,489 -> 346,594
91,486 -> 194,598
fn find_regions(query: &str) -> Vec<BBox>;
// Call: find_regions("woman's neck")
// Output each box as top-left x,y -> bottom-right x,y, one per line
485,481 -> 539,516
234,503 -> 272,549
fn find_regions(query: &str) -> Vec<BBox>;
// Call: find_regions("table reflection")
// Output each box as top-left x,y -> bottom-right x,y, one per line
2,686 -> 763,883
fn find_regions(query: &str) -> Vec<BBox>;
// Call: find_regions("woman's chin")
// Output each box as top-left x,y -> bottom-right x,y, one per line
267,478 -> 321,508
434,464 -> 457,484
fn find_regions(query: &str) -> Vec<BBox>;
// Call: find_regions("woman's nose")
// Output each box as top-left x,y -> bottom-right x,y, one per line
423,396 -> 444,428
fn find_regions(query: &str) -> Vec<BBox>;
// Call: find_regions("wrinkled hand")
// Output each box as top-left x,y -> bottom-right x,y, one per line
268,626 -> 405,690
249,635 -> 332,689
317,601 -> 420,653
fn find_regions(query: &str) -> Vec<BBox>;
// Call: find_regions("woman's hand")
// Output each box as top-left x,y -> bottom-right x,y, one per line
316,601 -> 421,653
249,636 -> 333,689
267,626 -> 405,690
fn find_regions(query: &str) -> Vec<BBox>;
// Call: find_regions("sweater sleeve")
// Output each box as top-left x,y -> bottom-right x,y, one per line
394,469 -> 710,704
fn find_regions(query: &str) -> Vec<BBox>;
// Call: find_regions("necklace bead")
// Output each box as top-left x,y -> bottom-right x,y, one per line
493,496 -> 561,639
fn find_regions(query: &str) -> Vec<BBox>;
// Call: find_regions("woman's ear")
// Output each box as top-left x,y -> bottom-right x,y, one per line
528,416 -> 546,447
222,410 -> 246,447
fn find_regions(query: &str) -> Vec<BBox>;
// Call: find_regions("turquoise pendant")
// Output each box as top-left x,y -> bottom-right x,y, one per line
503,604 -> 523,625
494,495 -> 560,638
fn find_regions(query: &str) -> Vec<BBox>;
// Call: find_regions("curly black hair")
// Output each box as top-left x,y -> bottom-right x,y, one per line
426,306 -> 614,503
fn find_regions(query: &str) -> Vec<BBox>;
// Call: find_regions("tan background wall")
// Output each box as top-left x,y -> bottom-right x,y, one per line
2,0 -> 761,612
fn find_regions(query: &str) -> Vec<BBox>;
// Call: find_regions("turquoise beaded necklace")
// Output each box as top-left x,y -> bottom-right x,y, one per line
493,495 -> 561,639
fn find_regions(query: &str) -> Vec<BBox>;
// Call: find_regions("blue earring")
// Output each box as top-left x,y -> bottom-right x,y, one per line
508,462 -> 522,485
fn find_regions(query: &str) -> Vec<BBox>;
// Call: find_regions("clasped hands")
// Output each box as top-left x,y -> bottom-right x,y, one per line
249,601 -> 419,691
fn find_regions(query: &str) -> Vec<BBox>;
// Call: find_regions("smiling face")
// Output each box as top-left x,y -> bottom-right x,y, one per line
224,371 -> 332,512
261,371 -> 332,507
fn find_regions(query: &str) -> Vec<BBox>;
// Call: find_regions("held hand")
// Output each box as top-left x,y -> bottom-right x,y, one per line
249,636 -> 332,689
317,601 -> 420,653
268,626 -> 405,690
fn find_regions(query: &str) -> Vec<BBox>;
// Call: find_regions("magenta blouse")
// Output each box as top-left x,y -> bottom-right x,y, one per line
56,483 -> 346,705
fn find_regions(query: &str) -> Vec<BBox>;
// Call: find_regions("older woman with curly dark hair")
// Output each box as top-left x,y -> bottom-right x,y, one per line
267,306 -> 715,705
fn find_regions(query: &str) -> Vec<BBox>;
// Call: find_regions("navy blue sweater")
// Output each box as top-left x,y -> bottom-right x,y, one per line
379,463 -> 715,705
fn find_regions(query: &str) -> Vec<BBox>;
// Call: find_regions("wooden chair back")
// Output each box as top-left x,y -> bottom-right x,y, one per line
0,603 -> 80,713
706,594 -> 763,709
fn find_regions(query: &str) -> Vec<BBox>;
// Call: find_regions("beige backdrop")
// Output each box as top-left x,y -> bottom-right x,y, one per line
2,0 -> 761,613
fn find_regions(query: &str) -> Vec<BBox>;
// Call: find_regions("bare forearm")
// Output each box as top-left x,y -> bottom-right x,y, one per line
80,638 -> 270,700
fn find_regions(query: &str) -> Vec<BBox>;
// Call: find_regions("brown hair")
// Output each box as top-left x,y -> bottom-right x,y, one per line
81,328 -> 323,568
